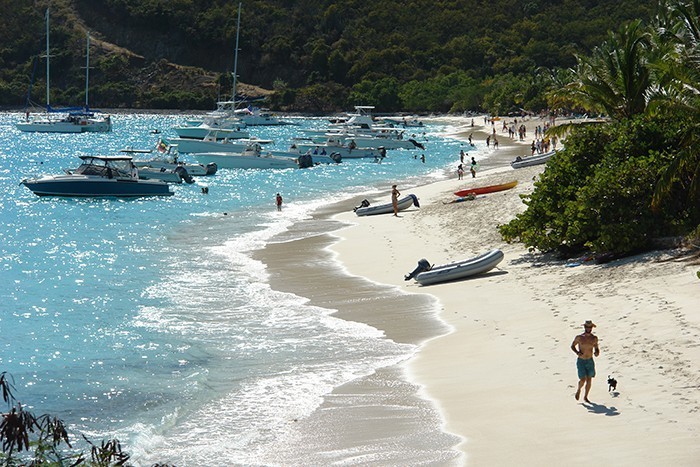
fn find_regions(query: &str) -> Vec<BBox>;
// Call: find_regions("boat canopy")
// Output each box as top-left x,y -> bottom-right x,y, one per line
75,155 -> 136,179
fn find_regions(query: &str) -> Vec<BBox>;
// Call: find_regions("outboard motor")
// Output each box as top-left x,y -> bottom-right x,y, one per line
330,152 -> 342,163
404,258 -> 432,281
353,199 -> 370,212
205,163 -> 218,175
409,194 -> 420,207
175,166 -> 195,184
298,153 -> 314,168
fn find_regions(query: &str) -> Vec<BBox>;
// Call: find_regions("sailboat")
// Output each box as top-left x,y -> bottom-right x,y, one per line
17,8 -> 112,133
172,2 -> 283,139
217,3 -> 285,126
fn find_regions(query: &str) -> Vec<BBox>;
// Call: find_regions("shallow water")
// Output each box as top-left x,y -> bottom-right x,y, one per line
0,111 -> 483,464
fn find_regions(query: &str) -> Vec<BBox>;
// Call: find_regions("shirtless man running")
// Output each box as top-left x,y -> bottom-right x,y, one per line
571,320 -> 600,403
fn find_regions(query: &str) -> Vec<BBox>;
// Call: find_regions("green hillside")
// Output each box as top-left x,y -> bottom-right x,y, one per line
0,0 -> 656,112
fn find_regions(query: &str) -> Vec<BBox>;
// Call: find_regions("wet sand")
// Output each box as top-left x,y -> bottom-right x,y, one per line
256,115 -> 700,465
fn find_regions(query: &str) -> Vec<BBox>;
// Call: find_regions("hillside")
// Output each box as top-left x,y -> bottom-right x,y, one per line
0,0 -> 656,112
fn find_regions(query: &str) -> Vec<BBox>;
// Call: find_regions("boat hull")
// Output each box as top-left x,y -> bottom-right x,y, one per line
173,125 -> 248,140
22,175 -> 173,197
293,143 -> 378,159
134,159 -> 216,176
173,137 -> 272,154
17,116 -> 112,133
511,150 -> 556,169
454,180 -> 518,197
355,194 -> 419,216
192,152 -> 298,169
414,249 -> 504,285
137,167 -> 184,183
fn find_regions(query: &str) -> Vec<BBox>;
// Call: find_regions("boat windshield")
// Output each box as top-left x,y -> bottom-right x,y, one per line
74,158 -> 135,179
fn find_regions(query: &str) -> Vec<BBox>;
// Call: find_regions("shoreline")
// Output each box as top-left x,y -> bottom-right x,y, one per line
258,116 -> 700,465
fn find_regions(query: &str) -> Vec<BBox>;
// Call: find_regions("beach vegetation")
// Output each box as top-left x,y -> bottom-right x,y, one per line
499,114 -> 692,255
500,0 -> 700,256
0,372 -> 134,466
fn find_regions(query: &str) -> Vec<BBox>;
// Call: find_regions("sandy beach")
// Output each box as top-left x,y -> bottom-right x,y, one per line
259,116 -> 700,465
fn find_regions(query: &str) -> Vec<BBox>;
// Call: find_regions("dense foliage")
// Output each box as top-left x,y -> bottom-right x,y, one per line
0,0 -> 655,112
499,115 -> 693,255
500,0 -> 700,256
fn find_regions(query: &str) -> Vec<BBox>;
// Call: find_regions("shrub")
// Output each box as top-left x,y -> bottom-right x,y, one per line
499,114 -> 693,255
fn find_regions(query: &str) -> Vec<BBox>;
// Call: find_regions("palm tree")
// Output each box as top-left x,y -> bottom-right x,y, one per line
649,0 -> 700,222
550,19 -> 653,121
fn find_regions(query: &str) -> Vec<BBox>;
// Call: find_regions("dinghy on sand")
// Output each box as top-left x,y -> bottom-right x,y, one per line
404,249 -> 504,285
354,194 -> 420,216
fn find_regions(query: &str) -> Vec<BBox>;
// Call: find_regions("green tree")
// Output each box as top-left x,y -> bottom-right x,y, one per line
648,0 -> 700,224
551,19 -> 653,120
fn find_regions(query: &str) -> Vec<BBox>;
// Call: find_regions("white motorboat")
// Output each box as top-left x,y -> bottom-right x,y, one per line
170,131 -> 272,154
304,106 -> 424,150
510,150 -> 556,169
354,194 -> 420,216
381,116 -> 425,128
405,249 -> 505,285
21,155 -> 173,197
138,166 -> 190,184
17,12 -> 111,133
172,119 -> 249,140
127,146 -> 218,177
213,101 -> 287,126
290,136 -> 379,159
192,144 -> 300,170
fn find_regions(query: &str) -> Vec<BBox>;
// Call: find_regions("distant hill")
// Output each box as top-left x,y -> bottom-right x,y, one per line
0,0 -> 656,112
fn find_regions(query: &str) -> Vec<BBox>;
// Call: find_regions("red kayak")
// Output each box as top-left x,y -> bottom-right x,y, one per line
454,180 -> 518,197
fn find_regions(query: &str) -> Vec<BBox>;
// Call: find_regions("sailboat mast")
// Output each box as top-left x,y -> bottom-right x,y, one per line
45,8 -> 50,107
231,2 -> 241,104
85,33 -> 90,109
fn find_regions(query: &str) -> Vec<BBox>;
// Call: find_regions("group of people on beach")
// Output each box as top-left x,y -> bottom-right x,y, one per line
457,150 -> 478,179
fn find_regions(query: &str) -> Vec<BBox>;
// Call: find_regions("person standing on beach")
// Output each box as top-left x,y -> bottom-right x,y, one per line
460,149 -> 465,163
571,320 -> 600,403
470,157 -> 478,178
457,164 -> 464,180
391,184 -> 400,216
276,193 -> 283,211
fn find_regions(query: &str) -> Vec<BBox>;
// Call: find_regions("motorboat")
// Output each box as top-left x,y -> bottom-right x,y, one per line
510,150 -> 556,169
290,136 -> 380,159
170,131 -> 272,154
191,144 -> 300,170
304,106 -> 425,150
172,119 -> 249,140
127,146 -> 218,176
381,116 -> 425,128
138,166 -> 190,184
17,12 -> 111,133
405,249 -> 504,285
354,194 -> 420,216
21,155 -> 173,197
213,101 -> 287,126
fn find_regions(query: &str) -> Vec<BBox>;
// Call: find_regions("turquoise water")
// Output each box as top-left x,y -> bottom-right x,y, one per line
0,112 -> 483,464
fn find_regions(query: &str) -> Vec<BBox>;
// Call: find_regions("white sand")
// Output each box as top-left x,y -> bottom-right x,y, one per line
330,117 -> 700,465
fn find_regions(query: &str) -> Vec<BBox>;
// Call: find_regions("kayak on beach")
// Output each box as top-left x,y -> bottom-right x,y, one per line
454,180 -> 518,197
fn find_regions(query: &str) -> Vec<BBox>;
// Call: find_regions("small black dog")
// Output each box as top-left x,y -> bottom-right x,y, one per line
607,375 -> 618,392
